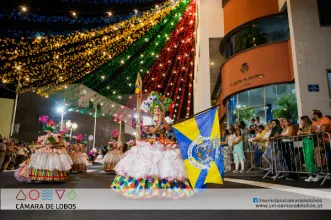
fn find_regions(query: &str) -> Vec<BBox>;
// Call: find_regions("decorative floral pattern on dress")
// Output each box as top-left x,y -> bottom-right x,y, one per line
111,175 -> 194,199
222,146 -> 232,172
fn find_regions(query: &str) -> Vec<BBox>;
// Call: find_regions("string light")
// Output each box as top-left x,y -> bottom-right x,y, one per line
21,6 -> 27,12
80,0 -> 188,96
143,0 -> 195,120
1,0 -> 179,93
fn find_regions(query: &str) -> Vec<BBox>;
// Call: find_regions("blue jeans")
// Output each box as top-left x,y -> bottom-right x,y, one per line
254,146 -> 263,166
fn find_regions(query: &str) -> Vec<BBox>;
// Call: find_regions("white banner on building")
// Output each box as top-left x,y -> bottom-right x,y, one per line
1,189 -> 331,210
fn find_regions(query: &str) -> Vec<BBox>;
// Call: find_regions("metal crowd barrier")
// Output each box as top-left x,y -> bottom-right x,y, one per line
246,132 -> 331,185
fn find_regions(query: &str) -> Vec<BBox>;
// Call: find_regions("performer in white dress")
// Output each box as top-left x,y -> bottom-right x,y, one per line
101,138 -> 124,172
15,127 -> 73,182
111,92 -> 194,199
70,143 -> 90,172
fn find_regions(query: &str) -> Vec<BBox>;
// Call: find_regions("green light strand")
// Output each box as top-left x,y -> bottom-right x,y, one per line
80,0 -> 189,96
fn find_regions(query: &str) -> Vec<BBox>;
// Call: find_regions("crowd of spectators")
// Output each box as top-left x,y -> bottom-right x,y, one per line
0,137 -> 33,172
220,109 -> 331,182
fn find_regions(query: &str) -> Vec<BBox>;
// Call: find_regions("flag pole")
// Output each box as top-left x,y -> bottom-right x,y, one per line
135,72 -> 142,140
136,94 -> 141,140
119,120 -> 122,143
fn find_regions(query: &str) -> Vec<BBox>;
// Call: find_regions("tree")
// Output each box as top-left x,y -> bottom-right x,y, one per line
272,94 -> 298,123
233,108 -> 256,124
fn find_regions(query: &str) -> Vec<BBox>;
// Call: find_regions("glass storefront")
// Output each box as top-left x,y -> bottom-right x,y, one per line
227,83 -> 298,125
221,13 -> 290,59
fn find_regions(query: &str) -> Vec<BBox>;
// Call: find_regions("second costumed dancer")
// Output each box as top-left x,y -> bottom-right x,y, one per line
111,92 -> 194,199
15,116 -> 73,183
70,142 -> 90,172
101,131 -> 123,172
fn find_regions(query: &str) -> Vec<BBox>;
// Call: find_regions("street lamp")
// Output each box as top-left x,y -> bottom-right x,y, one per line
72,123 -> 78,130
66,120 -> 78,140
66,120 -> 72,128
57,99 -> 66,130
57,106 -> 64,113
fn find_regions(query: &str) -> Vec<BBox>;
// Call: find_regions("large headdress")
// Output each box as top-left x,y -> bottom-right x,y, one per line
39,115 -> 55,132
140,92 -> 174,114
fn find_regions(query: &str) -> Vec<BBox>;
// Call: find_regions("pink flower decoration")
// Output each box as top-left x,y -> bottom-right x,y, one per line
39,115 -> 49,123
112,130 -> 119,138
76,133 -> 84,141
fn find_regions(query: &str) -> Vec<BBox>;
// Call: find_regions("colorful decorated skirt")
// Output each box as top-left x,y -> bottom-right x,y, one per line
30,168 -> 67,182
111,140 -> 194,199
71,164 -> 87,172
16,146 -> 73,183
70,152 -> 89,172
102,150 -> 123,172
14,158 -> 32,183
103,162 -> 116,172
111,175 -> 194,199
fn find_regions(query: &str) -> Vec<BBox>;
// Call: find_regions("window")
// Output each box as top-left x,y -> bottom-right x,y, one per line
227,84 -> 297,125
317,0 -> 331,26
221,13 -> 290,59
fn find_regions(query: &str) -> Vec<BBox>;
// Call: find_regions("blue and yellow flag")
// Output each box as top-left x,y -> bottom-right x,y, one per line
172,107 -> 224,189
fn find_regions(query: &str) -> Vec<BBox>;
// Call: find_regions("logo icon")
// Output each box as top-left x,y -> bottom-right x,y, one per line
28,190 -> 40,200
253,198 -> 259,203
68,190 -> 76,200
188,135 -> 219,169
240,63 -> 249,73
55,189 -> 66,200
41,189 -> 53,200
16,190 -> 26,200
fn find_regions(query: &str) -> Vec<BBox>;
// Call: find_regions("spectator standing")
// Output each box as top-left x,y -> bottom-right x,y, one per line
261,124 -> 272,169
270,119 -> 283,138
312,110 -> 331,134
297,116 -> 317,182
220,129 -> 231,172
232,129 -> 245,173
249,118 -> 256,137
2,141 -> 16,170
0,137 -> 6,172
311,110 -> 331,181
251,125 -> 267,166
268,119 -> 283,174
227,127 -> 236,150
240,121 -> 249,151
16,143 -> 29,167
280,118 -> 297,180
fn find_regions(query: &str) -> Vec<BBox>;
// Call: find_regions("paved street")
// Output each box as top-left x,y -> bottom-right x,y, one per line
1,165 -> 331,220
1,164 -> 330,189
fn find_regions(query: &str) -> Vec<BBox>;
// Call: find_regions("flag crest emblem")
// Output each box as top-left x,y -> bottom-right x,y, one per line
173,107 -> 224,189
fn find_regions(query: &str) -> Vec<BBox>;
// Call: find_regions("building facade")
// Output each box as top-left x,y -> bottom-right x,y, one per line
209,0 -> 331,126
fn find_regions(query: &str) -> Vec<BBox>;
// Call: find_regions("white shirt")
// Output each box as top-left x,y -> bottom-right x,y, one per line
262,130 -> 271,141
228,134 -> 236,147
